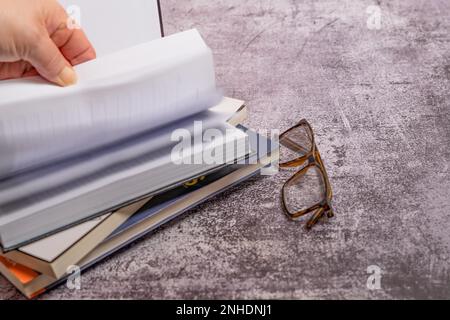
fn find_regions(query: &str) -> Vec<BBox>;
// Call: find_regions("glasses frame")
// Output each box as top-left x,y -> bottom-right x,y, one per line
279,120 -> 334,229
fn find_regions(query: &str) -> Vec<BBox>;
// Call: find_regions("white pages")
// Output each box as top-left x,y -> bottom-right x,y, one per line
58,0 -> 163,57
0,29 -> 219,179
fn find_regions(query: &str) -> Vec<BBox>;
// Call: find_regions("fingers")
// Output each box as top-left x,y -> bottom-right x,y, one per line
51,25 -> 96,66
0,1 -> 96,86
0,61 -> 36,81
23,1 -> 96,86
47,4 -> 96,67
25,34 -> 77,86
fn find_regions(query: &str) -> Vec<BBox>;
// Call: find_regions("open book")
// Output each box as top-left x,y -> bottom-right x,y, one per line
0,30 -> 250,250
0,29 -> 218,179
1,98 -> 248,278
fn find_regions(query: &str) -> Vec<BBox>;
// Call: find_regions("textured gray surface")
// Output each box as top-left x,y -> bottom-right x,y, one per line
1,0 -> 449,300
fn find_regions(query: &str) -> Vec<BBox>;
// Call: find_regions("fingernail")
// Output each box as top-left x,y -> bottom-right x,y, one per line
55,66 -> 77,86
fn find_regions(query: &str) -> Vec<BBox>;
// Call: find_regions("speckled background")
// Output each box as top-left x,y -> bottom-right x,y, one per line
1,0 -> 449,300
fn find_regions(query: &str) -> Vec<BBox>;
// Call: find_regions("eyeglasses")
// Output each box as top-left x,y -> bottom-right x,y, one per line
279,120 -> 334,229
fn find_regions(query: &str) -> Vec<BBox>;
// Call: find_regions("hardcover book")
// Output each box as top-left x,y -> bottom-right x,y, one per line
0,30 -> 249,250
0,129 -> 278,298
1,98 -> 248,278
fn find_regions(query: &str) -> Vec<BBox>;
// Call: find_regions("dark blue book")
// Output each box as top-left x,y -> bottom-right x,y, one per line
107,125 -> 276,240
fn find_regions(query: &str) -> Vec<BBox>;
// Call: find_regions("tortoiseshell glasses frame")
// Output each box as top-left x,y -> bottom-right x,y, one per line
279,119 -> 334,229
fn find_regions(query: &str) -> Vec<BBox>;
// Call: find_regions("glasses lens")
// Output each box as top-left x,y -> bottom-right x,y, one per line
283,165 -> 327,215
280,123 -> 313,164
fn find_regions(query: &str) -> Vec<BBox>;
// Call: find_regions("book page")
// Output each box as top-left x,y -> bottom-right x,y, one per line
0,29 -> 220,179
58,0 -> 163,56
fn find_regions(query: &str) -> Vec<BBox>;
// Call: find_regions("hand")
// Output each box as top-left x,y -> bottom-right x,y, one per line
0,0 -> 96,86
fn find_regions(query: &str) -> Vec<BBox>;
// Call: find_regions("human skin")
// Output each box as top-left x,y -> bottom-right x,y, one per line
0,0 -> 96,86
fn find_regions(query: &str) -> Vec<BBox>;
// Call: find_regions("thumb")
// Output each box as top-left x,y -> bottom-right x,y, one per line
26,34 -> 77,87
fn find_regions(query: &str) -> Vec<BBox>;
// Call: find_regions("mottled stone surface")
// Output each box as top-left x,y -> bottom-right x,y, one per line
1,0 -> 449,300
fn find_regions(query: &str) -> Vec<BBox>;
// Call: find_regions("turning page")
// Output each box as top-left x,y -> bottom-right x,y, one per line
0,29 -> 220,179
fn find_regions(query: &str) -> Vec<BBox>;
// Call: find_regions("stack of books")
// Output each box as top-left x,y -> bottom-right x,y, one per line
0,109 -> 277,298
0,1 -> 278,298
